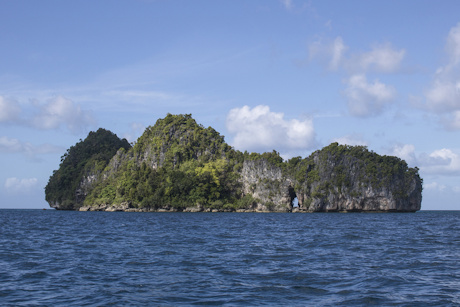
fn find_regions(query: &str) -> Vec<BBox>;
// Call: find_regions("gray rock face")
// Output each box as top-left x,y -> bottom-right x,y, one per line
238,145 -> 422,212
240,160 -> 295,212
75,174 -> 98,205
48,115 -> 422,213
73,144 -> 422,213
50,168 -> 101,210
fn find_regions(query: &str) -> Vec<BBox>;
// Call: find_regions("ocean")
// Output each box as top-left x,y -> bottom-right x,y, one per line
0,210 -> 459,306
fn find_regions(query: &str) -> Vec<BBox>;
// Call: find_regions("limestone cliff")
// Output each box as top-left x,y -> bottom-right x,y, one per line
45,128 -> 131,210
240,159 -> 295,212
294,144 -> 422,212
46,114 -> 422,212
236,143 -> 422,212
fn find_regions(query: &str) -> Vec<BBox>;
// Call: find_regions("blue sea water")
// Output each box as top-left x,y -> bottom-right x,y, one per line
0,210 -> 459,306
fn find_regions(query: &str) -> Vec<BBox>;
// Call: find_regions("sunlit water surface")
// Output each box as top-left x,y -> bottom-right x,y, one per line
1,210 -> 459,306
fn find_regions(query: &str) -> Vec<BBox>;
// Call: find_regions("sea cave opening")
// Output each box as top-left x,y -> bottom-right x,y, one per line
292,197 -> 299,208
288,186 -> 298,209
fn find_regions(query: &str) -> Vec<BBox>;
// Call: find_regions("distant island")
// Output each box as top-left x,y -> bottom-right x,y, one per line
45,114 -> 422,212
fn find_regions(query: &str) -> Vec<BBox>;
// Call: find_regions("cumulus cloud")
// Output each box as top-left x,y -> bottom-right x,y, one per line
309,37 -> 348,71
4,177 -> 38,193
309,37 -> 403,117
331,134 -> 367,146
0,96 -> 21,123
344,74 -> 396,117
329,37 -> 348,71
386,144 -> 460,177
420,148 -> 460,176
0,136 -> 25,153
349,43 -> 405,73
226,105 -> 316,153
0,95 -> 95,133
309,38 -> 404,73
425,80 -> 460,112
0,136 -> 63,159
424,23 -> 460,126
390,143 -> 417,165
32,96 -> 95,133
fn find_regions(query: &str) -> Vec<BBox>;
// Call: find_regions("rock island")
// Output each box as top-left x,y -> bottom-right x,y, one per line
45,114 -> 422,212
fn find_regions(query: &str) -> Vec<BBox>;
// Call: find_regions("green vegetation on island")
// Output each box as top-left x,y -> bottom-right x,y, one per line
45,128 -> 131,210
83,114 -> 256,211
45,114 -> 423,212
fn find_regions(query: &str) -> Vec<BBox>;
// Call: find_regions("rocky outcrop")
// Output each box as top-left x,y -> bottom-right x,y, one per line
45,128 -> 131,210
47,115 -> 423,212
240,160 -> 295,212
240,143 -> 422,212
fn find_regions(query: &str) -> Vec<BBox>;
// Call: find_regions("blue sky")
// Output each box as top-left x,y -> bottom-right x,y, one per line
1,0 -> 460,210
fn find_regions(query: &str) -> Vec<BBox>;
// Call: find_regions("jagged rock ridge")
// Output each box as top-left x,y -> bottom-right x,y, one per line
46,114 -> 422,212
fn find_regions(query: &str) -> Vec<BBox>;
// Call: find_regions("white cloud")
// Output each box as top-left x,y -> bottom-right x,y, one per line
309,38 -> 402,117
32,96 -> 95,133
344,74 -> 396,117
226,105 -> 316,153
390,143 -> 416,165
425,80 -> 460,112
446,22 -> 460,68
330,37 -> 347,70
331,134 -> 367,146
280,0 -> 293,10
0,96 -> 21,123
0,136 -> 25,153
424,181 -> 447,192
385,144 -> 460,177
0,95 -> 95,133
4,177 -> 38,193
420,148 -> 460,176
349,43 -> 405,73
309,37 -> 348,71
309,38 -> 404,73
424,23 -> 460,125
0,136 -> 63,159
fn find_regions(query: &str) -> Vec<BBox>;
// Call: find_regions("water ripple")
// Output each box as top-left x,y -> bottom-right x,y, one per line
0,210 -> 459,305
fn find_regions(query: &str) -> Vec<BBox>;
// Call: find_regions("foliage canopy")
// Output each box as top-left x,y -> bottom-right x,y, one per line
45,115 -> 422,211
45,128 -> 131,210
